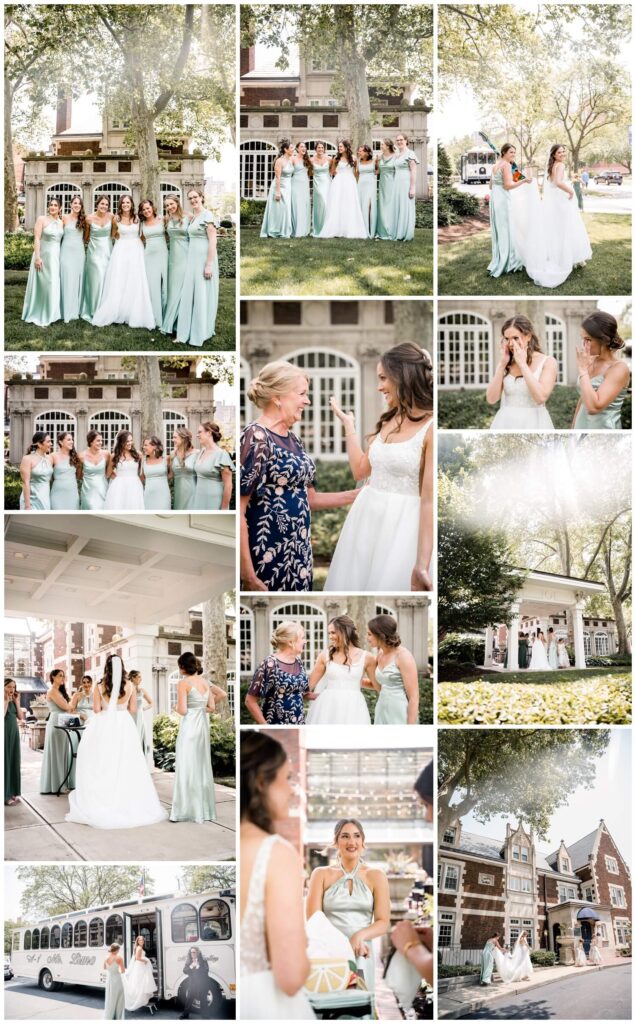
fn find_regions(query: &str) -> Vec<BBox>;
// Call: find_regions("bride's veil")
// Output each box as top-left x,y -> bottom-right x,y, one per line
107,656 -> 123,717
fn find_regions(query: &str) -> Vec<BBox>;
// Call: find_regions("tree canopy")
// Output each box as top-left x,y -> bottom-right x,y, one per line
180,864 -> 236,894
16,865 -> 156,917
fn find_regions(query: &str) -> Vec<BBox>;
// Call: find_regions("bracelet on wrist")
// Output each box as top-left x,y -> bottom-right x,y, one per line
402,939 -> 420,956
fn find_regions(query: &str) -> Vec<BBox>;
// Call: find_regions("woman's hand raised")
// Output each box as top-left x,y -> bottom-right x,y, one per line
575,340 -> 595,375
329,396 -> 355,435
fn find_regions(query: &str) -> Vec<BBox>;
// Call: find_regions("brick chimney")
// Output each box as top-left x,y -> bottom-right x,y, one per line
56,88 -> 72,135
240,46 -> 255,77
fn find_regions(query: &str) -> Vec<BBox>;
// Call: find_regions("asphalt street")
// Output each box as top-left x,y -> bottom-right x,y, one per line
462,963 -> 631,1020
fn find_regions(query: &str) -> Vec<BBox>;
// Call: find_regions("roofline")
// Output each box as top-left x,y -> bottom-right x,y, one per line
515,567 -> 606,590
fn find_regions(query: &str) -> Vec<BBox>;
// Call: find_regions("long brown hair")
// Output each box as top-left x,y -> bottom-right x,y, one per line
331,139 -> 355,172
101,654 -> 128,700
163,194 -> 186,225
69,195 -> 87,234
56,432 -> 80,469
112,431 -> 141,468
501,315 -> 543,375
295,141 -> 312,174
112,194 -> 138,239
328,615 -> 361,665
370,343 -> 433,442
547,143 -> 566,180
240,730 -> 287,833
173,426 -> 194,456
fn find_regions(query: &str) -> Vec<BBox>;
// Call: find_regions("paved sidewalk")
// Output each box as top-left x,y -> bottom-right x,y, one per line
438,957 -> 630,1018
5,741 -> 236,862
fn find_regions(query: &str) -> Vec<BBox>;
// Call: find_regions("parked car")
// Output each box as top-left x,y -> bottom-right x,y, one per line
5,956 -> 13,981
594,171 -> 623,184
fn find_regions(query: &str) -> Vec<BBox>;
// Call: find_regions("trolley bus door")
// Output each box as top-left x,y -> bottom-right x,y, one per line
124,914 -> 133,967
154,910 -> 164,999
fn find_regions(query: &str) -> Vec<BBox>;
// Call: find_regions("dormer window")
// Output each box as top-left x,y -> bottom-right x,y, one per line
560,856 -> 570,873
605,856 -> 619,874
443,827 -> 457,845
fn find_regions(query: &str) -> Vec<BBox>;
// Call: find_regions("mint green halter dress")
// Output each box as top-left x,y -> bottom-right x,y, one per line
60,219 -> 86,322
260,160 -> 293,238
80,458 -> 108,510
176,211 -> 219,347
50,456 -> 79,510
357,161 -> 378,238
374,659 -> 409,724
376,157 -> 396,240
291,161 -> 311,237
574,373 -> 627,429
20,455 -> 52,510
161,216 -> 190,334
81,220 -> 112,320
22,218 -> 63,326
312,161 -> 331,235
143,220 -> 168,328
170,684 -> 216,823
323,861 -> 376,990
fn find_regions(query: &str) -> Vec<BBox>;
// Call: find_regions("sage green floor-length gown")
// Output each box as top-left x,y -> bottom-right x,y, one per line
161,217 -> 190,334
357,161 -> 378,238
312,162 -> 330,235
373,660 -> 409,724
22,219 -> 63,326
80,459 -> 108,510
19,456 -> 52,510
376,157 -> 396,240
4,702 -> 21,802
172,451 -> 197,510
323,862 -> 376,991
175,211 -> 219,347
260,160 -> 293,238
393,149 -> 419,241
143,220 -> 168,328
60,219 -> 86,322
142,458 -> 171,510
291,161 -> 311,237
488,170 -> 524,277
170,686 -> 216,823
574,373 -> 627,429
192,448 -> 234,510
50,457 -> 79,510
40,700 -> 77,794
81,221 -> 112,321
104,960 -> 125,1019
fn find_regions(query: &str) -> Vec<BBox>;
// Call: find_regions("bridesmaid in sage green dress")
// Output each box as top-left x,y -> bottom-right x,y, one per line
22,197 -> 63,326
80,196 -> 114,320
291,143 -> 312,237
368,614 -> 420,725
50,432 -> 80,510
103,947 -> 126,1020
307,822 -> 390,993
170,652 -> 220,823
19,431 -> 53,510
488,144 -> 529,277
79,431 -> 111,510
310,143 -> 331,236
573,311 -> 630,430
129,671 -> 153,755
357,145 -> 378,238
60,195 -> 87,322
176,188 -> 219,347
376,140 -> 397,240
260,140 -> 294,238
393,134 -> 420,242
140,199 -> 168,328
170,426 -> 197,510
40,670 -> 77,794
141,436 -> 171,510
5,679 -> 24,806
193,422 -> 234,510
161,195 -> 191,335
70,675 -> 95,723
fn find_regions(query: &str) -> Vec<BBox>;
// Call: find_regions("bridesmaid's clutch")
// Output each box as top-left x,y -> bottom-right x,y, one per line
305,958 -> 357,994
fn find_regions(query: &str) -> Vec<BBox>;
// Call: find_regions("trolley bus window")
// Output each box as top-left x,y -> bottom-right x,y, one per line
51,926 -> 61,949
171,903 -> 198,943
199,899 -> 231,941
41,927 -> 50,950
74,921 -> 87,948
32,928 -> 40,950
12,932 -> 20,952
106,915 -> 123,946
89,918 -> 104,947
62,923 -> 72,948
24,931 -> 31,950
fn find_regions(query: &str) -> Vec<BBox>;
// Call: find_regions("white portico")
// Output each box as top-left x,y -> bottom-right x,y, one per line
483,570 -> 607,670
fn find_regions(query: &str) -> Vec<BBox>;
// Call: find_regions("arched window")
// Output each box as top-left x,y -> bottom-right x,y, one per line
24,930 -> 31,950
594,631 -> 609,655
171,902 -> 199,943
240,140 -> 278,199
50,926 -> 61,949
61,923 -> 72,948
199,898 -> 231,941
34,410 -> 76,447
583,631 -> 591,658
303,140 -> 337,157
74,921 -> 87,947
438,312 -> 492,387
240,356 -> 251,429
32,928 -> 40,950
162,410 -> 188,453
93,182 -> 131,212
240,603 -> 255,675
375,603 -> 397,618
160,182 -> 182,210
89,918 -> 104,947
287,350 -> 360,459
168,669 -> 181,711
46,182 -> 82,215
544,314 -> 566,383
105,915 -> 123,947
40,927 -> 50,950
88,410 -> 131,452
271,601 -> 326,669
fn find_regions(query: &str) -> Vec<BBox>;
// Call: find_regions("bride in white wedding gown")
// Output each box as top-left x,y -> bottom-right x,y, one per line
306,617 -> 374,726
67,655 -> 167,829
92,197 -> 155,329
528,631 -> 552,671
493,932 -> 533,983
318,141 -> 368,239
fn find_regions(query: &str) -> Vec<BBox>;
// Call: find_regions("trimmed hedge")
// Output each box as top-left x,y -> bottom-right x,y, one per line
438,964 -> 480,978
438,632 -> 484,666
152,712 -> 235,778
415,199 -> 434,229
585,654 -> 632,667
312,460 -> 355,563
438,676 -> 632,725
530,950 -> 556,966
438,186 -> 480,227
4,465 -> 21,510
439,383 -> 631,431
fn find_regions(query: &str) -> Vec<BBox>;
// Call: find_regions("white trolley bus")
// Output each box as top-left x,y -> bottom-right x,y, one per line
460,147 -> 497,184
10,888 -> 236,1017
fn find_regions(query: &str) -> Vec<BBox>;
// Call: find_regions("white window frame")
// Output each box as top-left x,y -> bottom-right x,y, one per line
239,139 -> 278,200
46,182 -> 82,215
583,631 -> 591,657
87,409 -> 132,452
605,855 -> 619,874
560,856 -> 571,873
558,884 -> 577,901
544,313 -> 567,383
92,181 -> 131,212
240,604 -> 255,675
162,410 -> 188,454
34,409 -> 77,447
614,918 -> 629,945
594,631 -> 610,655
508,875 -> 532,893
302,139 -> 337,157
270,602 -> 326,671
286,348 -> 360,460
596,923 -> 608,940
437,311 -> 492,388
375,603 -> 397,618
168,669 -> 180,711
442,826 -> 457,846
439,862 -> 460,893
240,356 -> 251,429
438,911 -> 456,948
609,885 -> 626,908
583,886 -> 595,902
160,182 -> 182,209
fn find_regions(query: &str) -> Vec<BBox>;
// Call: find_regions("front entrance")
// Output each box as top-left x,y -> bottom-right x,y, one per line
552,923 -> 561,959
124,911 -> 163,999
580,921 -> 593,955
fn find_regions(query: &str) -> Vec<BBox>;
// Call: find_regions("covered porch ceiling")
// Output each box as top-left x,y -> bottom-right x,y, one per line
518,570 -> 605,612
4,514 -> 235,627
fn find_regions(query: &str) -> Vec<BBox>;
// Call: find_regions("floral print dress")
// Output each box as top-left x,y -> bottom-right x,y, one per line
240,423 -> 316,591
248,656 -> 309,724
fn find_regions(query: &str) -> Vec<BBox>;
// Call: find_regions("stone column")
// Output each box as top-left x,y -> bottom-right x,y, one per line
396,597 -> 429,672
81,180 -> 93,213
123,628 -> 158,766
11,411 -> 23,464
130,408 -> 142,449
483,626 -> 494,667
507,604 -> 521,671
76,407 -> 88,446
252,598 -> 270,666
358,344 -> 382,440
573,600 -> 586,669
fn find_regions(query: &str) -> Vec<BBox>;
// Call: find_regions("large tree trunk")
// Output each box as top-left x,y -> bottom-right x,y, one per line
393,301 -> 433,351
602,536 -> 631,655
4,79 -> 18,232
334,5 -> 371,152
136,357 -> 163,440
131,89 -> 161,204
202,596 -> 230,720
346,596 -> 375,645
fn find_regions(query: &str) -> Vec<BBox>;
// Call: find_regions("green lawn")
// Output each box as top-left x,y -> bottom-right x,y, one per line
4,271 -> 236,351
438,213 -> 631,295
438,672 -> 632,725
439,383 -> 632,430
240,228 -> 433,296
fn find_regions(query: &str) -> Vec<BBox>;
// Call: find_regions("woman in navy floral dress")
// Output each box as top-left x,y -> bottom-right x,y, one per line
244,622 -> 309,724
240,361 -> 358,592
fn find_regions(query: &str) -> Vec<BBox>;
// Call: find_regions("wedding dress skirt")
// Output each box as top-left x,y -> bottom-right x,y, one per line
512,177 -> 592,288
493,944 -> 533,983
318,162 -> 368,239
306,656 -> 370,726
104,458 -> 145,510
123,957 -> 156,1010
92,222 -> 155,328
528,639 -> 552,671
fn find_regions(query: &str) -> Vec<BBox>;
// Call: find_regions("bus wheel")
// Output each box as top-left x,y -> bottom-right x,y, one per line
201,980 -> 224,1019
39,969 -> 55,992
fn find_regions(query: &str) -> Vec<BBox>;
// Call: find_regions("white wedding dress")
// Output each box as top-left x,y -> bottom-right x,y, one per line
92,221 -> 155,329
512,171 -> 592,289
318,161 -> 368,239
66,659 -> 167,829
490,357 -> 554,430
104,457 -> 145,510
325,419 -> 432,591
240,833 -> 315,1020
123,953 -> 156,1010
305,652 -> 371,726
493,941 -> 533,982
528,638 -> 552,671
